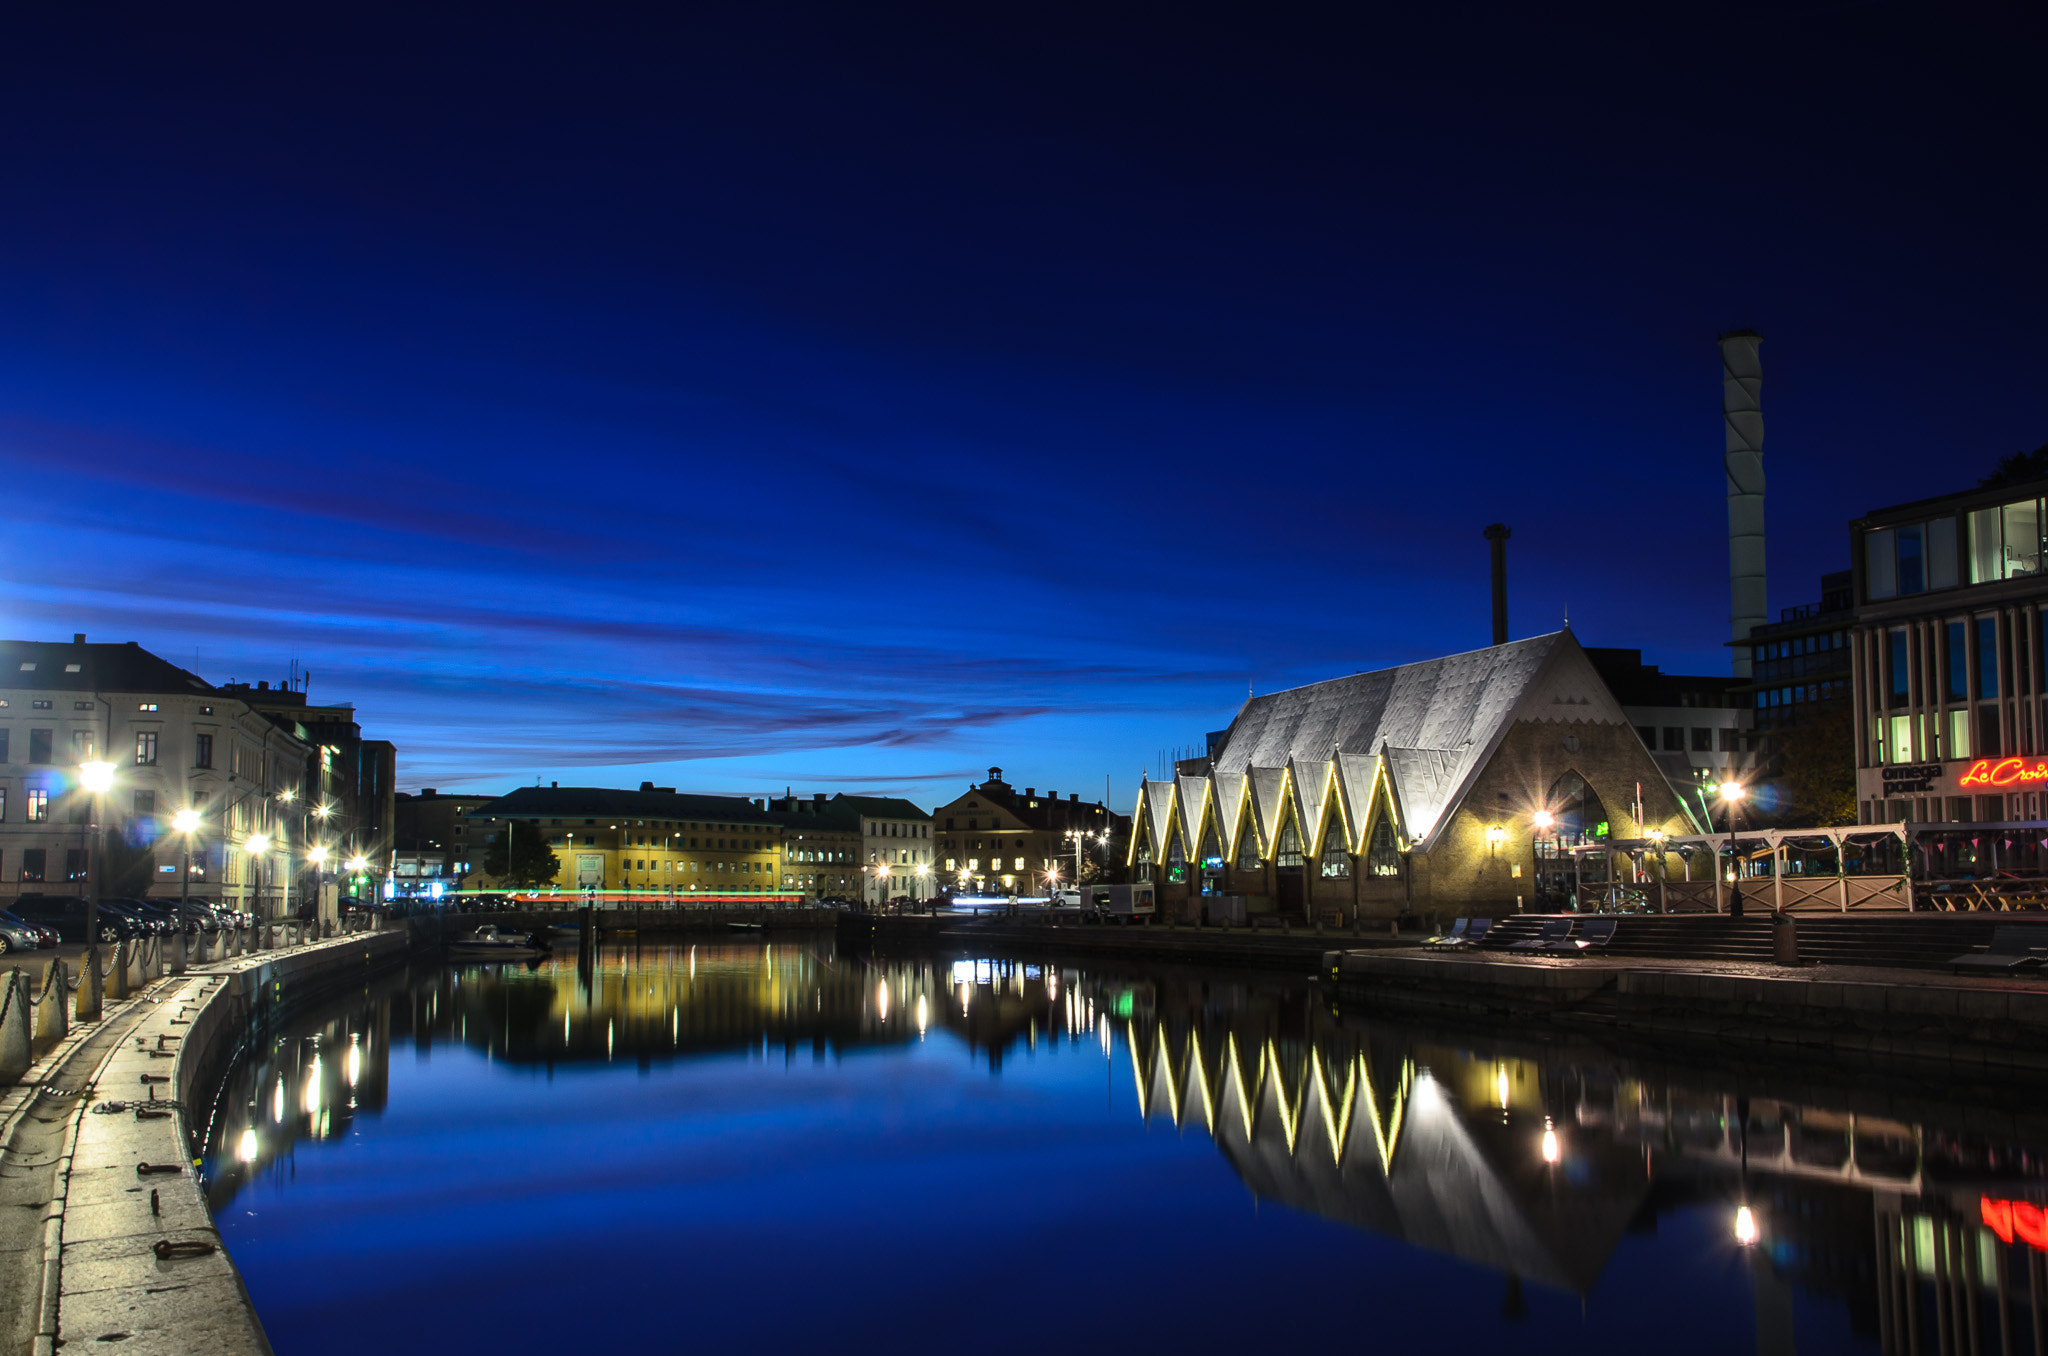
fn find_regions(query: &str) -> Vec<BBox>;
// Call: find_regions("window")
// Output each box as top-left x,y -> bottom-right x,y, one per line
1979,706 -> 2002,760
1235,823 -> 1259,870
1947,622 -> 1968,702
1888,715 -> 1913,763
1866,528 -> 1896,599
64,849 -> 86,881
1276,822 -> 1303,869
136,702 -> 157,712
135,731 -> 157,765
1977,616 -> 2000,700
1949,709 -> 1971,761
1691,728 -> 1713,752
1718,728 -> 1736,753
1012,856 -> 1024,872
30,700 -> 51,710
71,731 -> 93,760
0,729 -> 7,761
1366,815 -> 1401,878
26,788 -> 48,821
28,730 -> 52,764
0,787 -> 5,821
73,701 -> 91,711
1320,825 -> 1350,878
133,790 -> 155,815
1889,630 -> 1910,708
1663,727 -> 1684,752
20,848 -> 44,882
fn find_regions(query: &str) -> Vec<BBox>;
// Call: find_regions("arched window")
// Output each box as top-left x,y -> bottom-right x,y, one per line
1276,821 -> 1304,869
1541,771 -> 1611,848
1320,819 -> 1351,879
1235,815 -> 1260,870
1367,814 -> 1401,877
1166,834 -> 1187,884
1134,819 -> 1154,883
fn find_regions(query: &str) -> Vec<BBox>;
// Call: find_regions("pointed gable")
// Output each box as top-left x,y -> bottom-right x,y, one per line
1290,758 -> 1335,856
1176,774 -> 1211,856
1247,766 -> 1290,854
1212,769 -> 1248,856
1142,779 -> 1178,854
1334,751 -> 1382,852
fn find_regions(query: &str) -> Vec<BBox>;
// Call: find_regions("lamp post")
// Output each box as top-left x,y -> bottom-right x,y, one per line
1718,781 -> 1746,918
172,808 -> 201,913
78,761 -> 115,1019
245,833 -> 273,926
1531,809 -> 1555,911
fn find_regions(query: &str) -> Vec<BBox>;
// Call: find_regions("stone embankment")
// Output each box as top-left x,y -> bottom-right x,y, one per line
0,924 -> 410,1355
1326,947 -> 2048,1076
841,911 -> 1415,968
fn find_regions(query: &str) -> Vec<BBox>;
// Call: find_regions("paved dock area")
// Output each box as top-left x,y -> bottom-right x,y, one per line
0,929 -> 408,1356
1331,944 -> 2048,1074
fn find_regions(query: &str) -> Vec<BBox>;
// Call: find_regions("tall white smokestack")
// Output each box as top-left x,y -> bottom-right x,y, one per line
1720,329 -> 1765,679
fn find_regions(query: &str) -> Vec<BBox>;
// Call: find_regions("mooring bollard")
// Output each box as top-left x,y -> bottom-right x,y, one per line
106,943 -> 130,1001
131,940 -> 151,987
0,971 -> 32,1082
32,960 -> 68,1058
74,950 -> 102,1022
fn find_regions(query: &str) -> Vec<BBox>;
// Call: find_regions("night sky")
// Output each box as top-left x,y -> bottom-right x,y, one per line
4,3 -> 2044,802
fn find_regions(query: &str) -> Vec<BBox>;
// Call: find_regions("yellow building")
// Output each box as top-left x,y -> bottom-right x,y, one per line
467,782 -> 786,899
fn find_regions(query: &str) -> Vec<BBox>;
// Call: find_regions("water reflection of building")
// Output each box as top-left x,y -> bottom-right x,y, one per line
1095,973 -> 2048,1353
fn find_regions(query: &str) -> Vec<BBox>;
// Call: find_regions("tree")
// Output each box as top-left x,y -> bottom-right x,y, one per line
1979,441 -> 2048,489
1774,700 -> 1858,827
103,830 -> 157,897
483,819 -> 560,887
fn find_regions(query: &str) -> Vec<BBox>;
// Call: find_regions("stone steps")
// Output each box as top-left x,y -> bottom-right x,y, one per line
1472,913 -> 2048,971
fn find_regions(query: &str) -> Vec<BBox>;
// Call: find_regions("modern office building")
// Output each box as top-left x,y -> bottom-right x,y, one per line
933,770 -> 1125,895
1130,631 -> 1688,924
1734,571 -> 1855,738
0,636 -> 316,916
464,783 -> 784,896
1851,476 -> 2048,823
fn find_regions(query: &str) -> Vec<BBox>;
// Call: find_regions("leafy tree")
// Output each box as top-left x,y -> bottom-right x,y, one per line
1775,700 -> 1858,827
1979,441 -> 2048,489
103,832 -> 157,897
482,819 -> 560,887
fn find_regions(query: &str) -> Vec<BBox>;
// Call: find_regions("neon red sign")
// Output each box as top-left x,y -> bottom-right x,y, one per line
1982,1196 -> 2048,1250
1958,758 -> 2048,788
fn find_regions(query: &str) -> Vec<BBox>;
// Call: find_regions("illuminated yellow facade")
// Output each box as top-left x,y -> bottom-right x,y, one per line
468,784 -> 786,896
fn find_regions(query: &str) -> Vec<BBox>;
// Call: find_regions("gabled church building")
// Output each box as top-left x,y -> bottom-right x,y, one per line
1130,631 -> 1695,925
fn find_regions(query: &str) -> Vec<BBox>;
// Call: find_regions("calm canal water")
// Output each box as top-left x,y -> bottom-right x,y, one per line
194,940 -> 2048,1355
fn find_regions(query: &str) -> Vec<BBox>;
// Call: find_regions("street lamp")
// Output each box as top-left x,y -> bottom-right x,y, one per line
78,761 -> 115,1012
1718,781 -> 1746,918
172,808 -> 202,913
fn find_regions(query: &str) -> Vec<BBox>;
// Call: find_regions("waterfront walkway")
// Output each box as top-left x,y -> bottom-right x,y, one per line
0,929 -> 409,1355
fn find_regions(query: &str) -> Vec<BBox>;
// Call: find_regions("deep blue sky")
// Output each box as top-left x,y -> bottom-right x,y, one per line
3,2 -> 2043,803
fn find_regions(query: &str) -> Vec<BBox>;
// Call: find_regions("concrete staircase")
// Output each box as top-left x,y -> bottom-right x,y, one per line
1472,912 -> 2048,971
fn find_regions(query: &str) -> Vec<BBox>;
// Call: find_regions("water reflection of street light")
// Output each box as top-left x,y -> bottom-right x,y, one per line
1540,1118 -> 1560,1165
1734,1205 -> 1758,1246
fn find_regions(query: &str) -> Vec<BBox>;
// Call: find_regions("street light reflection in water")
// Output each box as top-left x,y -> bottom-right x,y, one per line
195,942 -> 2048,1356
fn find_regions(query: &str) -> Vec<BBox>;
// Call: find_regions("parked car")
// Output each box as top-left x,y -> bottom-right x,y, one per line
0,910 -> 58,948
0,912 -> 42,954
10,895 -> 147,943
101,898 -> 175,936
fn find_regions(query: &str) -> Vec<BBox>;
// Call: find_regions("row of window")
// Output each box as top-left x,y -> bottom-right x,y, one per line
620,860 -> 771,874
1865,498 -> 2048,603
947,857 -> 1034,873
0,729 -> 212,768
5,848 -> 85,882
1878,612 -> 2048,733
1759,680 -> 1847,709
1634,726 -> 1740,753
867,823 -> 929,838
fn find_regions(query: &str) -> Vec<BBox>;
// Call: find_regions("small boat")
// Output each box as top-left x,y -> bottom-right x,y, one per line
727,920 -> 763,932
448,925 -> 548,958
